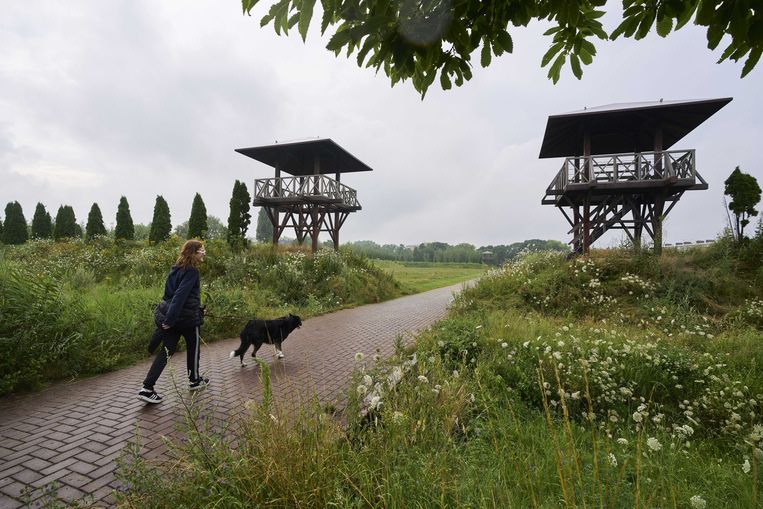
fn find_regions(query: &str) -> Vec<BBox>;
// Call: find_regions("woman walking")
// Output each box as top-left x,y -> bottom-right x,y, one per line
138,239 -> 209,404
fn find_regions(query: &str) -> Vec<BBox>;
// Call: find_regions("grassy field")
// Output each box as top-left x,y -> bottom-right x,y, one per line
371,259 -> 487,293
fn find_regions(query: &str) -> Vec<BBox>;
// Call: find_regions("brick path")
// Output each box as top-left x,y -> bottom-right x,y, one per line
0,283 -> 465,508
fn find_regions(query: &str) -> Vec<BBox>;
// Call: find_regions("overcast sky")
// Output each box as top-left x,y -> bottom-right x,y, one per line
1,2 -> 761,247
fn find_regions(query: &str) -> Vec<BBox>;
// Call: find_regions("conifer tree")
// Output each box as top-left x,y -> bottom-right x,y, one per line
227,180 -> 252,247
2,201 -> 28,245
187,193 -> 208,239
31,203 -> 53,239
0,217 -> 3,241
256,207 -> 274,243
149,195 -> 172,243
85,203 -> 107,240
53,205 -> 77,240
115,196 -> 135,240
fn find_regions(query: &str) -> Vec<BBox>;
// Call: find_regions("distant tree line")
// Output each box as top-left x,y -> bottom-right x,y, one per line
344,239 -> 569,265
0,180 -> 253,248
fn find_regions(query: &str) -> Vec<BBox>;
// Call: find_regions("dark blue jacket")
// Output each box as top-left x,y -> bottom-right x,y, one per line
159,265 -> 202,328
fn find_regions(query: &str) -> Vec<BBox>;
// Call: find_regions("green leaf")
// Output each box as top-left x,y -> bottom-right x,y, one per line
242,0 -> 256,15
656,16 -> 673,37
635,10 -> 656,40
717,42 -> 736,63
580,39 -> 597,56
288,12 -> 300,30
356,36 -> 376,66
570,53 -> 582,79
440,69 -> 452,90
298,0 -> 316,41
326,28 -> 351,54
480,40 -> 492,67
588,22 -> 608,40
741,47 -> 761,77
548,53 -> 566,84
707,23 -> 724,50
320,1 -> 333,34
578,47 -> 593,65
674,2 -> 698,30
541,41 -> 564,67
496,30 -> 513,53
696,0 -> 715,25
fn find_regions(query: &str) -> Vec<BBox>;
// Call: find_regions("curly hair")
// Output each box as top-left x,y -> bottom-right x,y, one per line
175,239 -> 205,269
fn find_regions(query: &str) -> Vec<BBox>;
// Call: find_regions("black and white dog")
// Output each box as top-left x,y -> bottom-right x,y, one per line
229,314 -> 302,366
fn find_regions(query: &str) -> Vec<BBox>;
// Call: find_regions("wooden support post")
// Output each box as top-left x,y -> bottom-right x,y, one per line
334,172 -> 341,251
272,165 -> 281,246
653,192 -> 665,255
633,199 -> 643,253
583,194 -> 591,255
654,125 -> 663,177
583,129 -> 591,182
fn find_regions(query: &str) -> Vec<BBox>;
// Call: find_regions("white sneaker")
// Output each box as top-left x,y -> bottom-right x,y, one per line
275,351 -> 285,359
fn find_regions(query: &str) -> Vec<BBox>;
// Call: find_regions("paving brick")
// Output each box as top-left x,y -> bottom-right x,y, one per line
38,457 -> 77,477
67,461 -> 97,476
0,492 -> 23,509
81,472 -> 114,493
9,469 -> 43,485
0,480 -> 28,499
74,450 -> 102,464
58,471 -> 93,489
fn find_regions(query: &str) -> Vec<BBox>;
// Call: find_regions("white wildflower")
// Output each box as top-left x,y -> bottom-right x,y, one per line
608,453 -> 617,467
354,352 -> 365,362
689,495 -> 706,509
617,438 -> 628,445
501,342 -> 509,348
417,375 -> 429,384
646,437 -> 662,451
743,459 -> 751,474
357,385 -> 367,396
362,375 -> 373,386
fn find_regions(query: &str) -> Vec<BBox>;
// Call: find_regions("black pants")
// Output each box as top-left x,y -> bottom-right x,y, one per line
142,325 -> 201,390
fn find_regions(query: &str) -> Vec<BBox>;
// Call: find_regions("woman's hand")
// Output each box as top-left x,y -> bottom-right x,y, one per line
162,323 -> 171,330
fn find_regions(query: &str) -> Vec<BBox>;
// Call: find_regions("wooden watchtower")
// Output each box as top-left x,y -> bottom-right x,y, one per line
539,98 -> 732,255
235,139 -> 373,252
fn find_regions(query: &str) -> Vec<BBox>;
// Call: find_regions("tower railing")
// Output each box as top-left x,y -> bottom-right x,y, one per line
545,149 -> 696,197
253,175 -> 360,209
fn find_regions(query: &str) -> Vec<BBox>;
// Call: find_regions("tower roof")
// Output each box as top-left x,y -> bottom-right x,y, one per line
538,97 -> 732,158
236,138 -> 373,176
